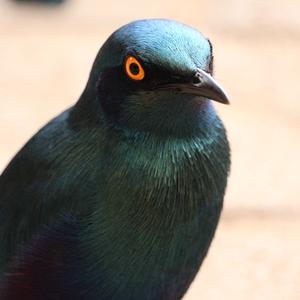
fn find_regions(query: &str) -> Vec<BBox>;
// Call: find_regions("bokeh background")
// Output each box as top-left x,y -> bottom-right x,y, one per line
0,0 -> 299,299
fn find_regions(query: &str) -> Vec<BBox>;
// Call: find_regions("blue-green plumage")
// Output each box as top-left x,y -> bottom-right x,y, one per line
0,19 -> 230,299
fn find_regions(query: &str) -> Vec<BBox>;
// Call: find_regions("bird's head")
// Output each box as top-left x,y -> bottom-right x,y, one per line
86,19 -> 229,137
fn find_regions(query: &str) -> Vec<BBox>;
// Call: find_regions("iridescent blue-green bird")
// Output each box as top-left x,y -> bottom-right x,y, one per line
0,19 -> 230,299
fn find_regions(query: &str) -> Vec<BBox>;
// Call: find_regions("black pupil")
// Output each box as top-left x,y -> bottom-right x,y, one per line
129,63 -> 140,75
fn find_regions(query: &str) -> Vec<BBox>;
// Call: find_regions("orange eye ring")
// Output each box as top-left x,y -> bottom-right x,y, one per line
125,56 -> 145,81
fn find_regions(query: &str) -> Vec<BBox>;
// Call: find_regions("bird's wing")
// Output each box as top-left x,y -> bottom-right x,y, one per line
0,108 -> 100,271
0,213 -> 83,300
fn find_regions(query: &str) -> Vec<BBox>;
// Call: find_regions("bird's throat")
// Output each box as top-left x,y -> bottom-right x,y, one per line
117,93 -> 217,139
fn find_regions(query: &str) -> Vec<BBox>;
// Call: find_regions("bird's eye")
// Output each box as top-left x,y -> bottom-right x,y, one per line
125,56 -> 145,81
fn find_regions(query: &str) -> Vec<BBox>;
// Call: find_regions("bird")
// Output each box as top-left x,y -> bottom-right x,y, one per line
0,19 -> 230,299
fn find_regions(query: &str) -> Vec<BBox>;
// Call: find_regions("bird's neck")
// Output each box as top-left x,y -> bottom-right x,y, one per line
117,94 -> 218,139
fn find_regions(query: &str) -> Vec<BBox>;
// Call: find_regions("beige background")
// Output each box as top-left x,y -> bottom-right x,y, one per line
0,0 -> 299,299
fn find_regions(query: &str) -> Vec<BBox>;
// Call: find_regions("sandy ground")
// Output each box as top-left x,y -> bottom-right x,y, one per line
0,0 -> 299,299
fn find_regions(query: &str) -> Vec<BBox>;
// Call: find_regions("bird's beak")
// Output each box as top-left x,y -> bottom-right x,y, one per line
159,69 -> 229,105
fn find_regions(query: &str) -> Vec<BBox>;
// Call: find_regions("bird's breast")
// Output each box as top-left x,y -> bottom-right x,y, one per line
81,133 -> 226,298
98,131 -> 225,220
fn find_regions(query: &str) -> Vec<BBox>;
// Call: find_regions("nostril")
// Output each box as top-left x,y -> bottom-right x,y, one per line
192,73 -> 202,85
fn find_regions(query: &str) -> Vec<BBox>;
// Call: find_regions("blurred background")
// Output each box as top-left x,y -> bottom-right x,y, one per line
0,0 -> 299,299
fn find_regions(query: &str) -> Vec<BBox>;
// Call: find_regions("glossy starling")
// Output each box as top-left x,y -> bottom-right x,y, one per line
0,19 -> 230,300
